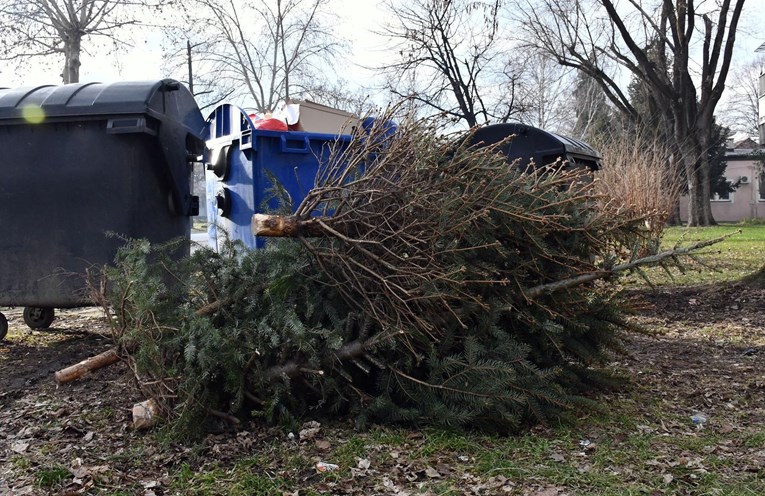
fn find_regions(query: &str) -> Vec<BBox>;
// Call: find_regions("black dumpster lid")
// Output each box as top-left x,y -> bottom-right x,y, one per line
0,79 -> 200,129
468,123 -> 602,170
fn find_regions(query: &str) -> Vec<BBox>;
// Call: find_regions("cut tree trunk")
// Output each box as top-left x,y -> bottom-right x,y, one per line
54,349 -> 121,384
252,214 -> 329,237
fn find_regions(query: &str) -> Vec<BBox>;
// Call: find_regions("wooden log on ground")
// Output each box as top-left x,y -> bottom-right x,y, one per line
54,348 -> 121,384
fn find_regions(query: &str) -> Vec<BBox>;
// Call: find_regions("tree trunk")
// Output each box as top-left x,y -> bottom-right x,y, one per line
665,152 -> 683,226
187,40 -> 194,95
63,37 -> 82,84
680,138 -> 716,227
685,169 -> 700,227
698,156 -> 716,225
686,172 -> 716,226
666,197 -> 682,226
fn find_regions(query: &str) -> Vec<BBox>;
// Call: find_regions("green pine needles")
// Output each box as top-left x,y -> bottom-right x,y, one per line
101,114 -> 650,437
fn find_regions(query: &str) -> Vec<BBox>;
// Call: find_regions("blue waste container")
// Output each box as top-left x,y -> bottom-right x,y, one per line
204,104 -> 353,250
0,79 -> 205,336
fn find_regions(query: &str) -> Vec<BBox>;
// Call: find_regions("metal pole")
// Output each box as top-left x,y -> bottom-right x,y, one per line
187,40 -> 194,96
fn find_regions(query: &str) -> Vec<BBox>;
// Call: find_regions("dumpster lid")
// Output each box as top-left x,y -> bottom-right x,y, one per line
0,79 -> 206,217
0,80 -> 200,130
468,123 -> 602,170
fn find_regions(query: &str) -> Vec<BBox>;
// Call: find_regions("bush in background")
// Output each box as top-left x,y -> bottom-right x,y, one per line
592,128 -> 682,250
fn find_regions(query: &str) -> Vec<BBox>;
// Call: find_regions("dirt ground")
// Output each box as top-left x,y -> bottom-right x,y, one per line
1,282 -> 764,495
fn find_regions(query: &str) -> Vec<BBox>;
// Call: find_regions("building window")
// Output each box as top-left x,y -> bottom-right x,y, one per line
758,173 -> 765,202
711,189 -> 732,202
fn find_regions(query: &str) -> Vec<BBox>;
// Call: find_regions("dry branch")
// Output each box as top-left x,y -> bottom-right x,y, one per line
251,212 -> 739,305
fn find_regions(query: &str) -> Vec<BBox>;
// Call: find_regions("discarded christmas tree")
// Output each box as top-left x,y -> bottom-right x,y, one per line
100,114 -> 659,436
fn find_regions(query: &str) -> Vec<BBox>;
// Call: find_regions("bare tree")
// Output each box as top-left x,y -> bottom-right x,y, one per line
719,55 -> 765,137
505,50 -> 576,133
0,0 -> 166,84
570,69 -> 618,142
519,0 -> 746,226
592,123 -> 682,244
164,0 -> 343,112
379,0 -> 525,127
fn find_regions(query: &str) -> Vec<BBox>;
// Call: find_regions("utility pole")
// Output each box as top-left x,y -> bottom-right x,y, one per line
187,40 -> 194,96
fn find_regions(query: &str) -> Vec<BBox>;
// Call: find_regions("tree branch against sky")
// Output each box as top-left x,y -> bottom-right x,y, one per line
0,0 -> 168,83
719,55 -> 764,137
505,49 -> 576,133
378,0 -> 521,128
517,0 -> 746,227
163,0 -> 344,113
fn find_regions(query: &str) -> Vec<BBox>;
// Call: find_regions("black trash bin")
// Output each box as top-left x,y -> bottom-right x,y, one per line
0,79 -> 205,338
468,123 -> 602,172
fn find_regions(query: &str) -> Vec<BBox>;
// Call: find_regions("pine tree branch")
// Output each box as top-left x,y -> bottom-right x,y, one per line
103,111 -> 693,434
263,339 -> 370,380
522,231 -> 739,300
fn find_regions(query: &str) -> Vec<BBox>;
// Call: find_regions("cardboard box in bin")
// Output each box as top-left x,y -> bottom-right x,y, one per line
276,100 -> 359,135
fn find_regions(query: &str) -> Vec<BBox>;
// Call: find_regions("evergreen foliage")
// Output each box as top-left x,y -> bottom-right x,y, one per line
708,122 -> 735,199
101,115 -> 651,437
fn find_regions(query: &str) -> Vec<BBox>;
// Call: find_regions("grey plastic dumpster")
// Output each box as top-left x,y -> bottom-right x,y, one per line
468,123 -> 602,171
0,79 -> 205,339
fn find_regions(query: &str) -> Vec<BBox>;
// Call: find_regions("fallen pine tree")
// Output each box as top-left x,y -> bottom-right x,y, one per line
92,114 -> 713,436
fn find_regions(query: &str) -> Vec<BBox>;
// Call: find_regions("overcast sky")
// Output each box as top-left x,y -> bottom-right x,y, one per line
2,0 -> 390,88
2,0 -> 763,107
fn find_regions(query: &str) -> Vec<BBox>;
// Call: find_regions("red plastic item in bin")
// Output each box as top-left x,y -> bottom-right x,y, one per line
252,117 -> 288,131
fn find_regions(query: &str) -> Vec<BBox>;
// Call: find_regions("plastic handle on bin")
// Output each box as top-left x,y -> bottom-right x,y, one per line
280,135 -> 310,154
106,116 -> 158,136
208,145 -> 231,179
154,81 -> 207,218
215,187 -> 231,217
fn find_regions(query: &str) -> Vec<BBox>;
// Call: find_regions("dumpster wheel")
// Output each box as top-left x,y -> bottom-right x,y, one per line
0,313 -> 7,340
23,306 -> 55,330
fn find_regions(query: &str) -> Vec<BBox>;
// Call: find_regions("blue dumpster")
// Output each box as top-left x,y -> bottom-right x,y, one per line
204,104 -> 353,250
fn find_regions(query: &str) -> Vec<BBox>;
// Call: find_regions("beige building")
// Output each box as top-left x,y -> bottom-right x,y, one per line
760,71 -> 765,146
678,138 -> 765,223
